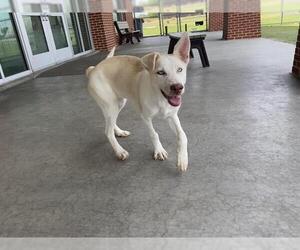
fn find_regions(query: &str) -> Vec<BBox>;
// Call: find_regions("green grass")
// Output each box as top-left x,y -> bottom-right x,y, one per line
140,0 -> 300,38
260,0 -> 299,44
143,14 -> 206,36
262,24 -> 299,44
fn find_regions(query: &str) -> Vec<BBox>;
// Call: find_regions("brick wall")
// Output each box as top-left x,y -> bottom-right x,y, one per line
292,24 -> 300,78
208,0 -> 224,31
223,12 -> 261,39
209,12 -> 224,31
88,12 -> 117,51
223,0 -> 261,40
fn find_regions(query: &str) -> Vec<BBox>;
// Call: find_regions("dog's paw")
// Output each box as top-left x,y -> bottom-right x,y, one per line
153,148 -> 168,161
115,129 -> 131,137
177,153 -> 188,172
116,149 -> 129,160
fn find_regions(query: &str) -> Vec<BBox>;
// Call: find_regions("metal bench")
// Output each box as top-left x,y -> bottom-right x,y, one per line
168,32 -> 210,68
114,21 -> 141,45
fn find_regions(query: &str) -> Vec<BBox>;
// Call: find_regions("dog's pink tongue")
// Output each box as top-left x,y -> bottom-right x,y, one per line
168,95 -> 181,107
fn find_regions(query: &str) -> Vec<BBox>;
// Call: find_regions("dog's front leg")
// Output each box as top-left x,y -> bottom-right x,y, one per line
142,116 -> 168,160
168,114 -> 188,172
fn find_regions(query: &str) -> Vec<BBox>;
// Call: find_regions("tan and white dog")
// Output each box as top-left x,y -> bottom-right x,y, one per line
86,33 -> 190,172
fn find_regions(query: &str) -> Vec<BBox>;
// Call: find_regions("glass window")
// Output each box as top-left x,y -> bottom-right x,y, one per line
0,0 -> 12,12
48,16 -> 68,49
48,4 -> 63,13
23,3 -> 42,12
113,0 -> 126,11
23,15 -> 49,55
78,13 -> 92,51
0,13 -> 28,77
77,0 -> 88,12
68,13 -> 83,54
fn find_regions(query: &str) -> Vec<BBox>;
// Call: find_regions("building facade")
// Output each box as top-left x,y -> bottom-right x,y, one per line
0,0 -> 298,86
0,0 -> 133,86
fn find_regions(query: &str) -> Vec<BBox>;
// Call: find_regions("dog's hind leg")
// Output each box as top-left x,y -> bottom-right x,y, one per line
114,99 -> 131,137
104,104 -> 129,160
88,82 -> 129,160
141,115 -> 168,161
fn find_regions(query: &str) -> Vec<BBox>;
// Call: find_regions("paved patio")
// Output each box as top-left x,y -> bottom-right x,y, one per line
0,32 -> 300,237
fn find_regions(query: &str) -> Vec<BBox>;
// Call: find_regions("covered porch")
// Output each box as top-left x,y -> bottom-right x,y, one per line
0,33 -> 299,236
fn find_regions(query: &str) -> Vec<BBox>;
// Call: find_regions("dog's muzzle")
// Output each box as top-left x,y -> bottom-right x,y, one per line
161,90 -> 183,107
170,84 -> 183,95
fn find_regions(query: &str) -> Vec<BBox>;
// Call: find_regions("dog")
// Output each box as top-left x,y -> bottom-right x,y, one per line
86,33 -> 190,172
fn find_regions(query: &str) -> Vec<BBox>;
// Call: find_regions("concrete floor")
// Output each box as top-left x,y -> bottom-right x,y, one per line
0,32 -> 300,237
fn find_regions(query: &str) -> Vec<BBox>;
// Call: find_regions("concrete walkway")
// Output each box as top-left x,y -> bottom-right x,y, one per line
0,32 -> 300,237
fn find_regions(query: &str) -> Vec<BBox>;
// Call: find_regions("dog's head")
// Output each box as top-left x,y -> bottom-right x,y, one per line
142,33 -> 190,107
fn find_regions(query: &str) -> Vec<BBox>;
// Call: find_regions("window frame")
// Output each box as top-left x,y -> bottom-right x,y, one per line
0,12 -> 31,86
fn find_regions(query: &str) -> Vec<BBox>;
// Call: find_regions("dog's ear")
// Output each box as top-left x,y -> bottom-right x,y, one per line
141,53 -> 159,71
173,33 -> 190,64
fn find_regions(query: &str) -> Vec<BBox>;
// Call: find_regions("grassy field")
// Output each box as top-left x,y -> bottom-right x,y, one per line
261,25 -> 299,44
260,0 -> 299,44
140,0 -> 300,43
143,14 -> 207,36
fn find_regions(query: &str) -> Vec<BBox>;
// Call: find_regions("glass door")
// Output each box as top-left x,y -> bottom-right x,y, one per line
77,12 -> 92,51
16,13 -> 55,70
48,13 -> 73,63
68,13 -> 83,54
16,12 -> 72,71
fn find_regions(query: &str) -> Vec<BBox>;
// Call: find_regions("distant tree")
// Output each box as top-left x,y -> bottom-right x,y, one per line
0,27 -> 8,39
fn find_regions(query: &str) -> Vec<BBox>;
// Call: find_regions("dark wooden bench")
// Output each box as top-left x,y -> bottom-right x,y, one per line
168,32 -> 210,67
114,21 -> 141,45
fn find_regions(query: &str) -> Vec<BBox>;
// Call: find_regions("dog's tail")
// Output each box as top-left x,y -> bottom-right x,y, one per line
85,66 -> 95,78
107,46 -> 115,58
86,47 -> 115,78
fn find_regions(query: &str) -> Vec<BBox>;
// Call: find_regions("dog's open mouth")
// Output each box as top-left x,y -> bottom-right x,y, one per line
161,90 -> 181,107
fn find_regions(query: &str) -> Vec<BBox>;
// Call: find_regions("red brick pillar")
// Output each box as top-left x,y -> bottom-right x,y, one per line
88,12 -> 117,51
292,24 -> 300,78
223,0 -> 261,40
125,12 -> 135,30
209,0 -> 224,31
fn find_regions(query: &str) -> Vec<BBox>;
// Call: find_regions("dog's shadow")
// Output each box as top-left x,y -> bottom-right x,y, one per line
77,138 -> 182,177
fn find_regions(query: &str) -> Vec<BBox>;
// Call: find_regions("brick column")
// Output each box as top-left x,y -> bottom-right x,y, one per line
125,12 -> 135,30
88,12 -> 117,51
223,0 -> 261,40
292,24 -> 300,78
209,0 -> 224,31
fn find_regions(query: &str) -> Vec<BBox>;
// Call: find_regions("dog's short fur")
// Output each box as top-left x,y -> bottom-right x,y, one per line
87,33 -> 190,171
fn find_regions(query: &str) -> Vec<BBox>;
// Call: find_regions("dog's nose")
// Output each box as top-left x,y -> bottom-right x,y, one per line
170,84 -> 183,94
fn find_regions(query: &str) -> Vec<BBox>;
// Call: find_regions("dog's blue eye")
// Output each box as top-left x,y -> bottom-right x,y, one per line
157,70 -> 166,75
177,67 -> 183,73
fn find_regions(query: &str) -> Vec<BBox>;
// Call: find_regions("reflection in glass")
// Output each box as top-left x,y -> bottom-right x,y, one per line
78,13 -> 92,51
49,16 -> 68,49
23,3 -> 42,12
0,13 -> 28,77
0,0 -> 12,12
133,0 -> 208,36
23,16 -> 49,55
68,13 -> 83,54
48,4 -> 63,12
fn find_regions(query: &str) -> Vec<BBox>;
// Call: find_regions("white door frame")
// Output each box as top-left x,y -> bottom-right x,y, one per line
15,14 -> 73,71
0,64 -> 5,85
13,0 -> 73,71
15,12 -> 56,71
47,12 -> 73,63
